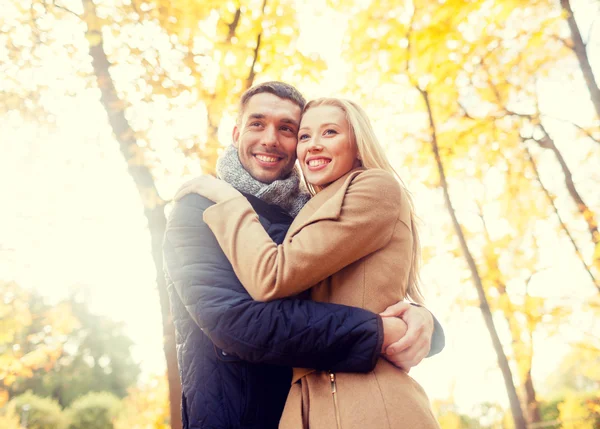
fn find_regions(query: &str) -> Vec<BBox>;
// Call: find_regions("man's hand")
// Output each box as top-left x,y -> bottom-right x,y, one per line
380,302 -> 434,372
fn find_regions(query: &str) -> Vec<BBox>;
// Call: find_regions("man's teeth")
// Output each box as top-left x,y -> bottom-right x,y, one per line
308,159 -> 330,167
256,155 -> 279,162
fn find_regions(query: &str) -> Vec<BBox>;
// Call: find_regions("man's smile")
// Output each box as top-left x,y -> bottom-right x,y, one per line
254,153 -> 284,167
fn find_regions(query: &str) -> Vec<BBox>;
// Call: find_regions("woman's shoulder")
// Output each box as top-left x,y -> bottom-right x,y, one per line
348,168 -> 404,199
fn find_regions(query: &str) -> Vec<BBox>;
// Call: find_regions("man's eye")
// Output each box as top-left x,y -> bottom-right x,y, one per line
280,126 -> 294,133
250,122 -> 262,127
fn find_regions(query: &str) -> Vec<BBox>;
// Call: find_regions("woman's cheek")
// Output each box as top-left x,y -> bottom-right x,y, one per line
296,145 -> 305,164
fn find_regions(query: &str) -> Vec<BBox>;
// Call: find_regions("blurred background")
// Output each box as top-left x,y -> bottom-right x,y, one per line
1,0 -> 599,428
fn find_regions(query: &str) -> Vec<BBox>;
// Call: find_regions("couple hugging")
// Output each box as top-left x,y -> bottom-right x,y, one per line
163,81 -> 445,429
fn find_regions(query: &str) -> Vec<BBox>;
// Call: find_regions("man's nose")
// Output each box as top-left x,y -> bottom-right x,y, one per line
260,125 -> 278,146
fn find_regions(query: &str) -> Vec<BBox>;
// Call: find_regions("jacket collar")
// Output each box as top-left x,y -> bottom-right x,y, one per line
288,168 -> 365,237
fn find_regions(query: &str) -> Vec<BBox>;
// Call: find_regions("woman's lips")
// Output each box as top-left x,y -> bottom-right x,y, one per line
306,157 -> 331,171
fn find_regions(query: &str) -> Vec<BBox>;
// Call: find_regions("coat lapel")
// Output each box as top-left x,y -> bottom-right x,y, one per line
288,169 -> 364,238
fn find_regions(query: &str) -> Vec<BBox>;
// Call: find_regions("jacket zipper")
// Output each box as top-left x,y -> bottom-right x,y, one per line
329,372 -> 342,429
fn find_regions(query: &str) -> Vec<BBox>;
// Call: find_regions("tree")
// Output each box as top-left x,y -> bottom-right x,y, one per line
560,0 -> 600,119
558,392 -> 596,429
337,0 -> 598,426
3,0 -> 325,425
0,281 -> 77,407
9,296 -> 140,407
461,45 -> 600,291
8,392 -> 66,429
114,375 -> 170,429
76,0 -> 323,424
340,1 -> 532,427
66,392 -> 123,429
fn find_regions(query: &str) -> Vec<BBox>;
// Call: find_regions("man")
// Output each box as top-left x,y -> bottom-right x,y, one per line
163,82 -> 444,429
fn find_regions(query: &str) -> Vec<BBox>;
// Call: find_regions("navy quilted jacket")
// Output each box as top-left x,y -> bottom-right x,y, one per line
163,193 -> 390,429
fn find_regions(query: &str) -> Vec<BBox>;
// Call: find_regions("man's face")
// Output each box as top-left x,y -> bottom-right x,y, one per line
234,93 -> 301,183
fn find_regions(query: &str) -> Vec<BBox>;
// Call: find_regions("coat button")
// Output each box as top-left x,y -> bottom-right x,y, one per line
222,351 -> 228,356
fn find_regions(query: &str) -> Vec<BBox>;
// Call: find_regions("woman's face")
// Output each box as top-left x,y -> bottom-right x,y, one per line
297,105 -> 360,188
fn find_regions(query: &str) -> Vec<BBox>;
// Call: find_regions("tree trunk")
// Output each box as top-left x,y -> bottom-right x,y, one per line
525,140 -> 600,292
202,121 -> 221,176
536,124 -> 600,278
419,89 -> 527,429
82,2 -> 182,428
480,219 -> 542,425
497,283 -> 541,425
243,0 -> 267,92
561,0 -> 600,119
523,368 -> 541,423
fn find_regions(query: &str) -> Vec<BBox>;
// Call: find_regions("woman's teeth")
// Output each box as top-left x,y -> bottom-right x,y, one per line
308,159 -> 330,167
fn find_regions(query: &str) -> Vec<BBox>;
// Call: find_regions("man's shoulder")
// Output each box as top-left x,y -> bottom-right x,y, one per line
175,193 -> 215,210
167,194 -> 215,229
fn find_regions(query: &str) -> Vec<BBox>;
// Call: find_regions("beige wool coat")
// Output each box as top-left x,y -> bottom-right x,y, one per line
203,168 -> 440,429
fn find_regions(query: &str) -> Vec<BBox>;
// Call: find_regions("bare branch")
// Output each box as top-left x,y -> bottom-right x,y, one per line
244,0 -> 267,90
227,8 -> 242,42
52,1 -> 82,19
540,113 -> 600,145
523,141 -> 600,292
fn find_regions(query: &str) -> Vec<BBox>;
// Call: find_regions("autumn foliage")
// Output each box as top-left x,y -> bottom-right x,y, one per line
1,0 -> 599,428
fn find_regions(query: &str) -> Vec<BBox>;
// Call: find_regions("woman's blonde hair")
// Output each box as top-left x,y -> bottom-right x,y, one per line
302,98 -> 424,304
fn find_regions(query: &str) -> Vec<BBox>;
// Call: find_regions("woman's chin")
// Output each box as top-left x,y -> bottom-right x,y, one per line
305,173 -> 328,188
306,174 -> 341,189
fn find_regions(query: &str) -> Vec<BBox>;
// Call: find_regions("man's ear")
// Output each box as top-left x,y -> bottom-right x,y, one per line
232,125 -> 240,148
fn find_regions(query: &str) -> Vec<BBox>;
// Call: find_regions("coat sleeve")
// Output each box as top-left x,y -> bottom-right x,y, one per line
203,170 -> 405,301
409,304 -> 446,357
429,312 -> 445,356
163,194 -> 384,372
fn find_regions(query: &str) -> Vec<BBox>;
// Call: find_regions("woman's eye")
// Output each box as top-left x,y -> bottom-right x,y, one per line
298,134 -> 310,141
324,129 -> 337,135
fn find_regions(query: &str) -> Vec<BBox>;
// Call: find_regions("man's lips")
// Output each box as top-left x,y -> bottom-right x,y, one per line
253,153 -> 284,166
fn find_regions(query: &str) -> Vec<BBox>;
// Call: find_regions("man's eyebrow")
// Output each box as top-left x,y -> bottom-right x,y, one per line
281,118 -> 299,128
247,113 -> 266,120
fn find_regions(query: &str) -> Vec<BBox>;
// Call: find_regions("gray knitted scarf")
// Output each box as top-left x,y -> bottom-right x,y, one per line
216,145 -> 310,217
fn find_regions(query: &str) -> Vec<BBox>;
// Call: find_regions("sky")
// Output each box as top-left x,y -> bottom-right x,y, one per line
1,0 -> 599,417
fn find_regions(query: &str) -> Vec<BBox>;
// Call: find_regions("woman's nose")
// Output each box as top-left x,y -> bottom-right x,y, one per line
307,137 -> 323,152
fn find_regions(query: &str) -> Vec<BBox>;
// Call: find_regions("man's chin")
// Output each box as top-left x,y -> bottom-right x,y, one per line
249,169 -> 281,184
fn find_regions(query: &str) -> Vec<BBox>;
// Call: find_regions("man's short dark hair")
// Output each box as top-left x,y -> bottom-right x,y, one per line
237,81 -> 306,124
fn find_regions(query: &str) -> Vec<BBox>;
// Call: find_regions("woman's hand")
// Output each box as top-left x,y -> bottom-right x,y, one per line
381,316 -> 408,353
380,302 -> 434,372
174,175 -> 242,203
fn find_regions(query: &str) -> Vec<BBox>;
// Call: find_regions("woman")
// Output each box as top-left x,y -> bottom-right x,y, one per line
176,98 -> 440,429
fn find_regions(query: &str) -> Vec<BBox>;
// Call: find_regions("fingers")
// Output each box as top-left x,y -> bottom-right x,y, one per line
386,325 -> 419,355
380,301 -> 411,317
384,322 -> 431,372
384,337 -> 430,371
174,186 -> 194,201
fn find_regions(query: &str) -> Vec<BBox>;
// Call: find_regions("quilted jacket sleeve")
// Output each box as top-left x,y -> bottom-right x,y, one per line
430,312 -> 445,357
163,194 -> 383,372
